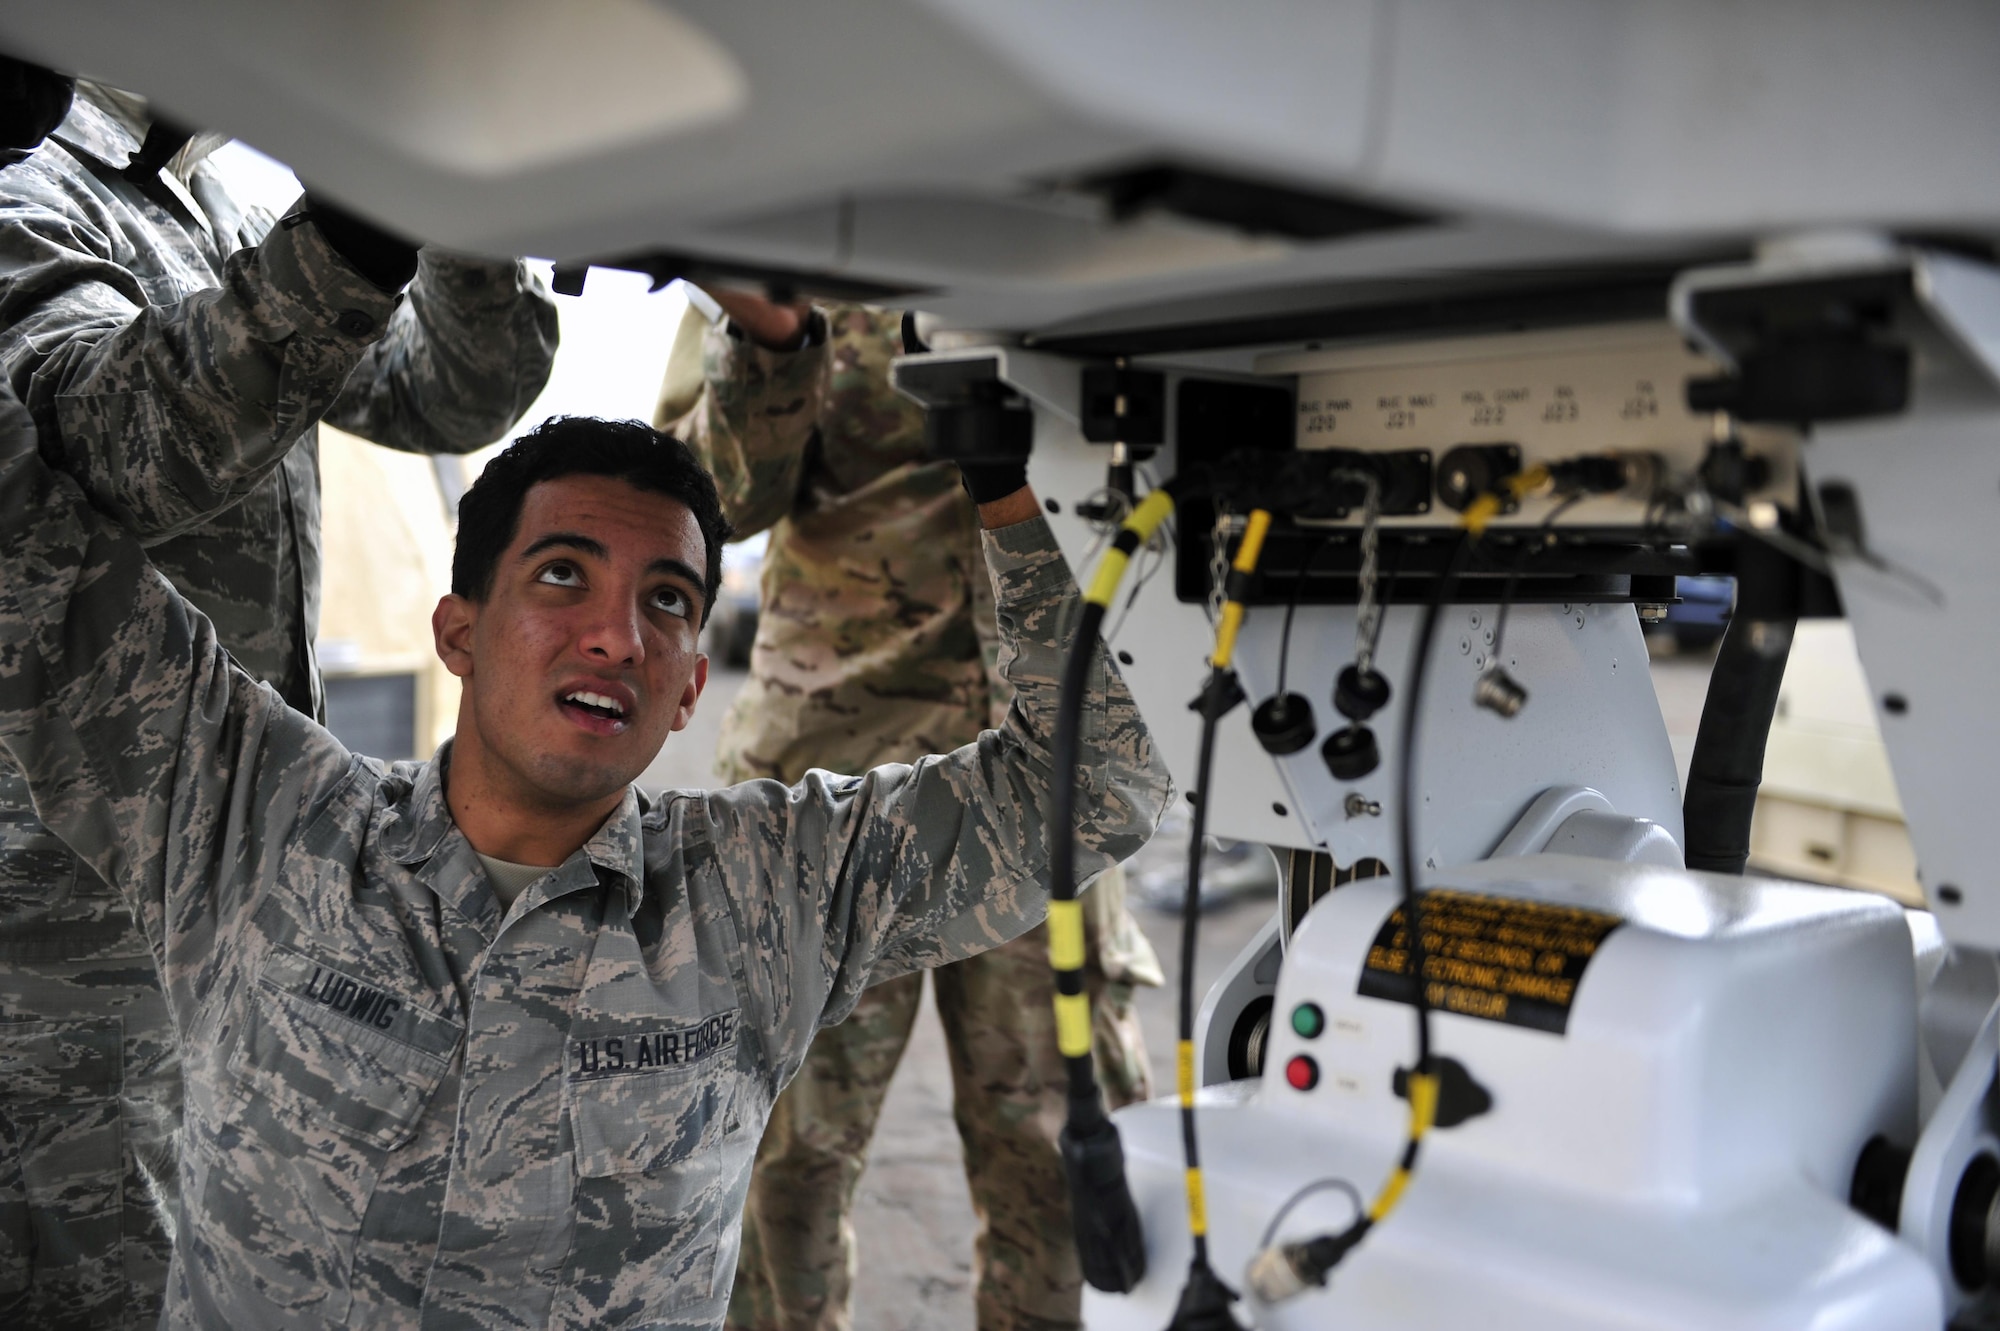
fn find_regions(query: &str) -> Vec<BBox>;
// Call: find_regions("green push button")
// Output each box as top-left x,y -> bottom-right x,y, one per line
1291,1002 -> 1325,1039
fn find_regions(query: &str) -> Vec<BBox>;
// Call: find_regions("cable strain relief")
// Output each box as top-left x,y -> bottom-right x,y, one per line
1300,1218 -> 1372,1281
1064,1074 -> 1110,1130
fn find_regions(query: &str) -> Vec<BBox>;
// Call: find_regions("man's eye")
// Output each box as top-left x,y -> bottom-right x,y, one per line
537,561 -> 583,587
651,587 -> 692,619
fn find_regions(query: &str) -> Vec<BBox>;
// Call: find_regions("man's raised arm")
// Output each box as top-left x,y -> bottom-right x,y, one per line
0,170 -> 407,541
694,499 -> 1172,1076
665,296 -> 827,537
0,388 -> 343,1011
0,160 -> 555,541
317,243 -> 557,458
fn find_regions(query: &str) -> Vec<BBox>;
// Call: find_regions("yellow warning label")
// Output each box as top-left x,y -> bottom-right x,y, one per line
1357,889 -> 1622,1034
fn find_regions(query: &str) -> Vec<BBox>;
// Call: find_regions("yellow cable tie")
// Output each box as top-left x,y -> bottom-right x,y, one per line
1185,1168 -> 1209,1237
1508,464 -> 1551,499
1053,992 -> 1093,1058
1085,547 -> 1132,608
1127,487 -> 1177,542
1084,487 -> 1176,609
1460,492 -> 1501,536
1046,900 -> 1085,971
1210,601 -> 1246,670
1177,1039 -> 1197,1106
1231,508 -> 1274,574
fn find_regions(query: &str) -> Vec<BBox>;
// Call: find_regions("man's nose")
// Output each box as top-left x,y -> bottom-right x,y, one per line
576,597 -> 644,665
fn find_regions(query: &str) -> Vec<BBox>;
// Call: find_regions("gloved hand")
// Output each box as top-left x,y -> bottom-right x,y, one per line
304,193 -> 420,292
958,459 -> 1029,506
0,56 -> 74,153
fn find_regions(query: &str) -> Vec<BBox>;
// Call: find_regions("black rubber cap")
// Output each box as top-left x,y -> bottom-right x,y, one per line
1060,1113 -> 1148,1293
1334,665 -> 1392,722
1252,693 -> 1317,755
1850,1134 -> 1911,1233
1949,1152 -> 2000,1290
1321,723 -> 1380,781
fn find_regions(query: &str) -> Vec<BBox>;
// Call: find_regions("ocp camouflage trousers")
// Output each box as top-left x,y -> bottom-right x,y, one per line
726,904 -> 1151,1331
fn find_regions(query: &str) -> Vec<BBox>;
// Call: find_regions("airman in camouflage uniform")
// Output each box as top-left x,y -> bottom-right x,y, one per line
0,391 -> 1169,1329
0,83 -> 557,1326
664,302 -> 1163,1331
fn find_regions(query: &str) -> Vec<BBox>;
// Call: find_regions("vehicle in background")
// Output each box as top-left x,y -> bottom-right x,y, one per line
705,531 -> 765,668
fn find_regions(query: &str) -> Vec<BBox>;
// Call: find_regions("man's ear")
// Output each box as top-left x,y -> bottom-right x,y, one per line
433,594 -> 477,679
669,652 -> 709,733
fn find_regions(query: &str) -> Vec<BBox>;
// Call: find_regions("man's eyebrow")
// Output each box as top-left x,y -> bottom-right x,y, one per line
519,532 -> 608,562
648,557 -> 707,598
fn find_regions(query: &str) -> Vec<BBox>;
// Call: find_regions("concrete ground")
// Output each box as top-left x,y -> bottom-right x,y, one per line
642,638 -> 1718,1331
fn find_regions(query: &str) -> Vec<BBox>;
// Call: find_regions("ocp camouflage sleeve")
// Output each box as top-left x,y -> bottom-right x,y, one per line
320,247 -> 558,457
673,318 -> 827,538
690,514 -> 1171,1081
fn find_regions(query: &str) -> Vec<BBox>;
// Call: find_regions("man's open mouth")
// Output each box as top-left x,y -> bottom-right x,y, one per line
559,689 -> 631,733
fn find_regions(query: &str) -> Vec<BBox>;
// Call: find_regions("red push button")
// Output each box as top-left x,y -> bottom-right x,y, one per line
1285,1054 -> 1319,1091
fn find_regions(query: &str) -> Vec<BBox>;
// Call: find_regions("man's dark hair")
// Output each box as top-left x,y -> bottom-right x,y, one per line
452,416 -> 731,624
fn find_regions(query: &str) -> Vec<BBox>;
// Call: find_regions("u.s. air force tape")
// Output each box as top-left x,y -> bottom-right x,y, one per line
571,1011 -> 738,1080
1357,889 -> 1623,1035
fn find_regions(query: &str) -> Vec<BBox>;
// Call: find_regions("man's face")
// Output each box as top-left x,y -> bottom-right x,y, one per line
434,474 -> 709,812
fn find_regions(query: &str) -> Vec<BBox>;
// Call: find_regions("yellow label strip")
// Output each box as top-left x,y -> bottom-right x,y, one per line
1053,991 -> 1093,1059
1185,1168 -> 1209,1237
1046,900 -> 1085,971
1369,1167 -> 1412,1222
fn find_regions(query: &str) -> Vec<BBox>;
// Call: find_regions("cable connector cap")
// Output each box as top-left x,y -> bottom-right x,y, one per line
1473,666 -> 1527,718
1244,1242 -> 1314,1303
1245,1225 -> 1369,1305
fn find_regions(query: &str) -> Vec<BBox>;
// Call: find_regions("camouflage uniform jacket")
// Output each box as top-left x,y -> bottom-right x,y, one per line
673,304 -> 998,778
0,89 -> 557,1326
0,87 -> 559,714
0,387 -> 1170,1328
674,304 -> 1160,985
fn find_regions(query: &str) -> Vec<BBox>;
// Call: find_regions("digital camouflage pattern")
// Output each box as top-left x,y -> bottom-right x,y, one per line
666,305 -> 1162,1331
0,379 -> 1170,1329
0,86 -> 557,1327
0,88 -> 558,713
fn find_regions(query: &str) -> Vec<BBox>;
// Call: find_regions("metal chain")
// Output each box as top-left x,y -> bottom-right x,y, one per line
1208,505 -> 1232,629
1331,470 -> 1385,675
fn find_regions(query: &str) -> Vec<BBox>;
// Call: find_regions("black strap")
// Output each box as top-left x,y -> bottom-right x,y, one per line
121,116 -> 195,214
